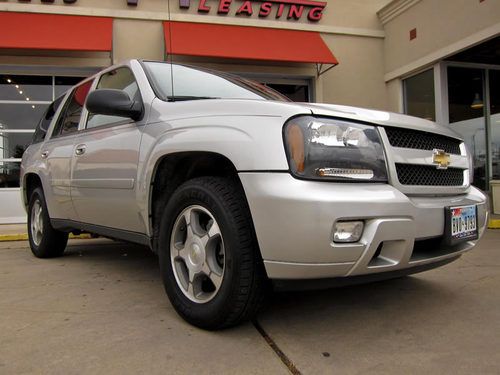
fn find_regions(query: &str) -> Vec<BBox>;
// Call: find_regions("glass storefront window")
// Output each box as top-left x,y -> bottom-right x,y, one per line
0,74 -> 86,189
0,132 -> 36,160
0,75 -> 52,101
0,161 -> 22,188
490,70 -> 500,180
0,104 -> 49,131
448,67 -> 487,191
404,69 -> 436,121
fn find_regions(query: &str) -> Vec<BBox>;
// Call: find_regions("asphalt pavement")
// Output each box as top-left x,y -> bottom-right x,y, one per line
0,231 -> 499,374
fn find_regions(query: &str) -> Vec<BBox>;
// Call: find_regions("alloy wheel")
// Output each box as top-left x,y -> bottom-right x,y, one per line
170,205 -> 225,303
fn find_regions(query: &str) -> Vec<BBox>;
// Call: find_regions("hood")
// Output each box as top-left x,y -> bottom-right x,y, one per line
298,103 -> 463,140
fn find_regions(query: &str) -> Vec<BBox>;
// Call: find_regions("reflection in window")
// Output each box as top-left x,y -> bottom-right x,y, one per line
144,62 -> 289,102
86,67 -> 140,129
403,69 -> 436,121
0,161 -> 21,188
0,132 -> 33,159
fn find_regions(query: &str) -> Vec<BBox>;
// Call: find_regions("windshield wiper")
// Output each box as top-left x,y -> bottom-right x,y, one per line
167,96 -> 220,102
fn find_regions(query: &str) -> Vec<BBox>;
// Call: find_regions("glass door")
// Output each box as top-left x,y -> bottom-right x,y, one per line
489,70 -> 500,180
447,67 -> 487,191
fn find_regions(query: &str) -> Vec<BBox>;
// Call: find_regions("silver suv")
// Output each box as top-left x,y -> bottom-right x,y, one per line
21,60 -> 488,329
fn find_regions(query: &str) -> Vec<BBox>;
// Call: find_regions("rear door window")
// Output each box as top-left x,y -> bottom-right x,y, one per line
32,96 -> 64,144
51,80 -> 93,138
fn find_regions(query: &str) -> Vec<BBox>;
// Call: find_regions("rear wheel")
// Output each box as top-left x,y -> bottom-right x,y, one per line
28,187 -> 68,258
158,177 -> 268,330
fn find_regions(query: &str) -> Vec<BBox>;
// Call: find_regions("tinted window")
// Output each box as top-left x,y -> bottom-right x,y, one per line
403,69 -> 436,121
52,80 -> 92,137
143,62 -> 289,102
32,96 -> 63,144
86,67 -> 140,129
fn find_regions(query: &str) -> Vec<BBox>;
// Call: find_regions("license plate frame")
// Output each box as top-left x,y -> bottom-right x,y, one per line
444,204 -> 478,246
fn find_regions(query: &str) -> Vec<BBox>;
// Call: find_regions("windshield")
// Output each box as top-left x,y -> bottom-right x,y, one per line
142,62 -> 290,102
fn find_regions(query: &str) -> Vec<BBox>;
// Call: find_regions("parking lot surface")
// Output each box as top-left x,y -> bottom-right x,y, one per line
1,231 -> 499,374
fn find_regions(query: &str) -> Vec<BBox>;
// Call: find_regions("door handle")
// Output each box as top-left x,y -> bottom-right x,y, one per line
75,144 -> 87,156
41,151 -> 49,159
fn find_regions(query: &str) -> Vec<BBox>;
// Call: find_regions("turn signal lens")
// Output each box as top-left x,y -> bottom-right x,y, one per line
286,123 -> 305,173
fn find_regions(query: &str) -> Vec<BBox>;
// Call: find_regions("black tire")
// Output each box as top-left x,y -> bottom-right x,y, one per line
158,177 -> 268,330
27,187 -> 68,258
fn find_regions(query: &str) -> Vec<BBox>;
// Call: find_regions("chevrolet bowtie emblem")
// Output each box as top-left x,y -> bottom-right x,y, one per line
432,149 -> 450,169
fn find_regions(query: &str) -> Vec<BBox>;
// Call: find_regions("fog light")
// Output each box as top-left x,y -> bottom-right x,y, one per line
333,221 -> 364,243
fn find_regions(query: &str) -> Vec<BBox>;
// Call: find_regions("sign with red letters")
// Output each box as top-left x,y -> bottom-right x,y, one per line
179,0 -> 327,22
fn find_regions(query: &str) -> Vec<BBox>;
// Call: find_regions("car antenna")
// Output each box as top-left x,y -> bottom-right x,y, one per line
167,0 -> 175,100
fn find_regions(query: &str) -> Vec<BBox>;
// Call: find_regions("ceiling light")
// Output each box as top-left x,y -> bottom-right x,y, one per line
15,85 -> 19,88
471,93 -> 484,110
7,79 -> 11,83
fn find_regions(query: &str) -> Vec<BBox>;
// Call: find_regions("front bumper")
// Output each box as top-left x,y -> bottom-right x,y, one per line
239,173 -> 488,280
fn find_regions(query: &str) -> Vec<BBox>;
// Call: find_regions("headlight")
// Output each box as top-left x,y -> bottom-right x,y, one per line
283,116 -> 388,182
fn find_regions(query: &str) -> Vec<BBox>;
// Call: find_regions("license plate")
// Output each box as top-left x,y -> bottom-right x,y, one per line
444,205 -> 478,245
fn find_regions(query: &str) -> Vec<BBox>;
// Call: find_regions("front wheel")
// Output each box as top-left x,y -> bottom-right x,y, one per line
28,187 -> 68,258
158,177 -> 268,330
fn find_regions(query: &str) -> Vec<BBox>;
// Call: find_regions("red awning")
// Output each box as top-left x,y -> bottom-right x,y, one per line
163,22 -> 338,66
0,12 -> 113,51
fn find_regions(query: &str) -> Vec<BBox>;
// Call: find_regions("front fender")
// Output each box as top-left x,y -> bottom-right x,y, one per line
140,115 -> 292,188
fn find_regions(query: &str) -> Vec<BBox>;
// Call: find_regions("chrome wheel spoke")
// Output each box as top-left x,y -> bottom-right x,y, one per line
31,200 -> 44,246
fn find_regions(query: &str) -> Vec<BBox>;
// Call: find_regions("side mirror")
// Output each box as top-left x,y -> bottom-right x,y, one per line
86,89 -> 143,121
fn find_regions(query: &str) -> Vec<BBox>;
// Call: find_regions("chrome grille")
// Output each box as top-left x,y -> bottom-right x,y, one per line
386,128 -> 461,155
395,164 -> 464,186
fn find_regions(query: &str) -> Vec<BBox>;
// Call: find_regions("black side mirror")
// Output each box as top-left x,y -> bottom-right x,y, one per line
86,89 -> 143,121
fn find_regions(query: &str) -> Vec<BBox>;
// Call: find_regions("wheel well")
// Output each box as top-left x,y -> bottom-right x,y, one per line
150,152 -> 242,253
24,173 -> 43,207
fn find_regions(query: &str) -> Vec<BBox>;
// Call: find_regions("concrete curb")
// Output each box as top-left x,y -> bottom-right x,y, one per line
488,219 -> 500,229
0,233 -> 92,242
